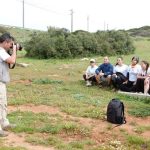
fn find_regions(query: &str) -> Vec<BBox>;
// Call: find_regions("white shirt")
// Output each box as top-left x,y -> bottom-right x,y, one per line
128,64 -> 141,82
86,65 -> 98,76
0,47 -> 10,83
0,47 -> 10,61
113,64 -> 128,77
138,67 -> 150,76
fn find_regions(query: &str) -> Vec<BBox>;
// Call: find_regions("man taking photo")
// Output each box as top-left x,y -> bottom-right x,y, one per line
0,33 -> 17,137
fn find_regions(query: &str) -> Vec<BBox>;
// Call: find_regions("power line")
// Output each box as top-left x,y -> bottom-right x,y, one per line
16,0 -> 68,16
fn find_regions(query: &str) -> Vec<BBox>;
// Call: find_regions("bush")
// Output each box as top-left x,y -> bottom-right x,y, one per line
24,27 -> 135,59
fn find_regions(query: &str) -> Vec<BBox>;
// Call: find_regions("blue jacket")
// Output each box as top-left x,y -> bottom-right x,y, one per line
95,63 -> 113,76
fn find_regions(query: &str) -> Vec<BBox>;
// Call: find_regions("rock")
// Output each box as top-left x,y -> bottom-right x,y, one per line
81,58 -> 89,61
16,63 -> 29,67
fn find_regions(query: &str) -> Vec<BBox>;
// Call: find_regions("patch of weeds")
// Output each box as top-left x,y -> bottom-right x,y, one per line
94,140 -> 126,150
133,125 -> 150,134
119,128 -> 126,133
62,106 -> 105,119
68,141 -> 84,149
106,124 -> 113,130
8,111 -> 61,133
126,135 -> 150,149
118,94 -> 150,104
73,93 -> 86,100
67,72 -> 76,76
39,124 -> 63,134
32,78 -> 63,84
129,121 -> 137,126
26,134 -> 95,150
128,107 -> 150,117
81,107 -> 105,119
26,134 -> 63,147
9,111 -> 91,138
62,122 -> 90,137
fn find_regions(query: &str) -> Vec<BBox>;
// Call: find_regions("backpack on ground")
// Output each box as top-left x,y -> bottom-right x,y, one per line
107,99 -> 126,124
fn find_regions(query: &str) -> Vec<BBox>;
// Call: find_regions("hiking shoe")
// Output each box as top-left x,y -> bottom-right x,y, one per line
2,124 -> 16,131
0,130 -> 8,137
86,81 -> 92,86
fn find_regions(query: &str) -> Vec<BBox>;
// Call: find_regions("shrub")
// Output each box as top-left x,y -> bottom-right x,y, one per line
24,27 -> 135,59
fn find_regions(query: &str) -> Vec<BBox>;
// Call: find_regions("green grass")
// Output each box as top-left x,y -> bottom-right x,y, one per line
3,38 -> 150,149
133,125 -> 150,134
9,111 -> 90,136
126,135 -> 150,149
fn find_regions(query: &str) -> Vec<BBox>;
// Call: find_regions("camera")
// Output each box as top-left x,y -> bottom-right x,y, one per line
10,43 -> 22,51
8,43 -> 23,57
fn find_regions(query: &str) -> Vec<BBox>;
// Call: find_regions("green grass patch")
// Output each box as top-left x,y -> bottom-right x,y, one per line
8,111 -> 90,137
133,125 -> 150,134
126,135 -> 150,149
32,78 -> 63,84
26,134 -> 95,150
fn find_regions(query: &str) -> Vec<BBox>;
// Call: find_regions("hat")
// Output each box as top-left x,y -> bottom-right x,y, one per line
90,59 -> 96,63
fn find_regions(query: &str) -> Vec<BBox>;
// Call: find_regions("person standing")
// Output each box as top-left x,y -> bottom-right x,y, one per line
0,33 -> 17,137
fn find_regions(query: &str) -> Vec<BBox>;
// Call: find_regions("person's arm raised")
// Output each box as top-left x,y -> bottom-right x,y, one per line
5,44 -> 17,64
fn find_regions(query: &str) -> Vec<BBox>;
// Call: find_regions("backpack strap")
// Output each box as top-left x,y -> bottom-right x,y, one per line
121,102 -> 127,124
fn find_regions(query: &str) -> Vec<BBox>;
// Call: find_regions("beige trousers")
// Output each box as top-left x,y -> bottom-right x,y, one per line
0,82 -> 9,130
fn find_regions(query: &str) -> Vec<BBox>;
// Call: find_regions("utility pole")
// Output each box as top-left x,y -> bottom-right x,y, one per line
70,9 -> 73,32
107,24 -> 109,31
104,21 -> 106,31
87,15 -> 89,32
23,0 -> 25,28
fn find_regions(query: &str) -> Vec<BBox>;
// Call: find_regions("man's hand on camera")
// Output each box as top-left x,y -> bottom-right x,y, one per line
12,43 -> 17,51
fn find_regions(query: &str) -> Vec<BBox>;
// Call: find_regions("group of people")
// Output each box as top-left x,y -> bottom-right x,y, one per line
83,56 -> 150,95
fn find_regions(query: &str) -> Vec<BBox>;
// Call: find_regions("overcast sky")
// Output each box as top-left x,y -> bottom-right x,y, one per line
0,0 -> 150,32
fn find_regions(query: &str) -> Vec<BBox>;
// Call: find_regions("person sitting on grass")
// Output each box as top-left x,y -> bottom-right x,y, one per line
111,57 -> 128,90
144,76 -> 150,95
95,56 -> 113,87
120,56 -> 141,92
133,60 -> 150,94
83,59 -> 98,86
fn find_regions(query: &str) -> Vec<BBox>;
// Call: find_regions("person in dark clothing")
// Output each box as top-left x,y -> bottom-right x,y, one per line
95,56 -> 113,86
112,57 -> 128,89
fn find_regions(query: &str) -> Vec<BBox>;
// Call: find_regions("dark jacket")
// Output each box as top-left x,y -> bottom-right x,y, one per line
95,63 -> 113,76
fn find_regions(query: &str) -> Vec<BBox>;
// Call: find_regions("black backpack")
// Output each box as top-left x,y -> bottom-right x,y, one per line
107,99 -> 126,124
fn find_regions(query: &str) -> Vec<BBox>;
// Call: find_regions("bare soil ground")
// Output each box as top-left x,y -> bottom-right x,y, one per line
2,104 -> 150,150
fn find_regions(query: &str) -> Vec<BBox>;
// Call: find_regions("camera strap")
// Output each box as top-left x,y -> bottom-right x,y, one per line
9,62 -> 16,69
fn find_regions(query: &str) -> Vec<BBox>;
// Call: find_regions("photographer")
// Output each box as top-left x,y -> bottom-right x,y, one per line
0,33 -> 18,137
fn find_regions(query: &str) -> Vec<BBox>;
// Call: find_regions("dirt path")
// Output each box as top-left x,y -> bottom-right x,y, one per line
4,132 -> 54,150
5,104 -> 150,149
